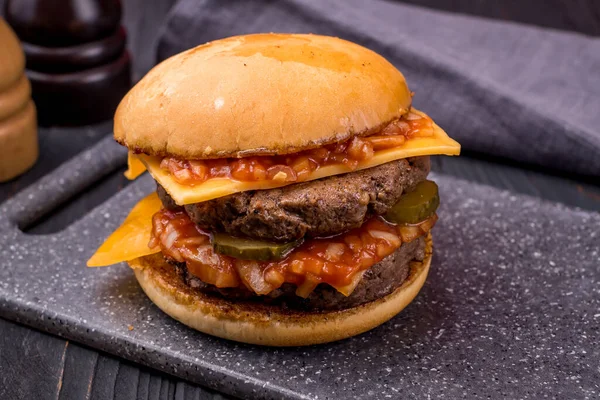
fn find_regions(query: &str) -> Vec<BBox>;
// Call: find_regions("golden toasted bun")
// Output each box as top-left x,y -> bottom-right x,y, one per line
130,234 -> 432,347
115,33 -> 412,159
0,19 -> 25,92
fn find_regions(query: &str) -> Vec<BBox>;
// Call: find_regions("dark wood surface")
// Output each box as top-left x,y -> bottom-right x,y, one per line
1,1 -> 600,400
0,318 -> 227,400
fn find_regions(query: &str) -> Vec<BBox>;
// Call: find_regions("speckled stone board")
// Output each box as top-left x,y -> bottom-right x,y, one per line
0,136 -> 598,400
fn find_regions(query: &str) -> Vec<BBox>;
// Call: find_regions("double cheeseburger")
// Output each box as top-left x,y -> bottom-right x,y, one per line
88,33 -> 460,346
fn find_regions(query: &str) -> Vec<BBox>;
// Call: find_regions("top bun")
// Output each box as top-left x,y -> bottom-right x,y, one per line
114,33 -> 412,159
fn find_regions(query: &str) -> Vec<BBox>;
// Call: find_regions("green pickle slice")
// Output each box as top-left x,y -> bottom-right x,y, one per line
212,233 -> 301,261
385,180 -> 439,224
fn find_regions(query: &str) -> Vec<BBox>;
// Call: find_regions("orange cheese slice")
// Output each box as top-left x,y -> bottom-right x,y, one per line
134,109 -> 460,205
87,192 -> 162,267
124,151 -> 147,180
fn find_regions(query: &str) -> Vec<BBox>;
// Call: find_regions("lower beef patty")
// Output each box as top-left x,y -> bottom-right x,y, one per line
158,156 -> 430,242
172,237 -> 426,311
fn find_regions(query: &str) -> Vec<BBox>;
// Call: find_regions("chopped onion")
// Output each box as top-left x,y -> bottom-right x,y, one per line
267,165 -> 297,182
333,270 -> 366,297
272,171 -> 288,182
148,236 -> 159,249
188,160 -> 207,179
290,259 -> 305,274
411,127 -> 434,138
234,260 -> 274,295
173,168 -> 193,182
252,164 -> 267,181
178,237 -> 208,246
303,257 -> 324,275
162,229 -> 180,250
324,243 -> 345,262
290,156 -> 313,181
405,112 -> 422,121
264,268 -> 285,287
180,245 -> 219,265
399,225 -> 422,243
393,120 -> 410,133
185,260 -> 240,288
359,250 -> 376,268
375,243 -> 388,258
366,135 -> 405,150
369,230 -> 401,247
215,269 -> 240,288
418,215 -> 437,232
344,235 -> 362,254
295,274 -> 320,298
169,248 -> 184,263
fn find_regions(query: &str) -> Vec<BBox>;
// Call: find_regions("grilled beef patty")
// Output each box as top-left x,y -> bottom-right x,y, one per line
158,156 -> 430,242
171,237 -> 425,311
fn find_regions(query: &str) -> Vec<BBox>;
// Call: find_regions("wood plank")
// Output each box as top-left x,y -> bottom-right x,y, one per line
89,355 -> 120,400
58,344 -> 99,400
113,361 -> 141,400
0,318 -> 65,400
0,318 -> 230,400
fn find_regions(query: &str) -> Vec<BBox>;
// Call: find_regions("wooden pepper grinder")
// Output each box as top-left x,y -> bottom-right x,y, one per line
5,0 -> 131,126
0,18 -> 38,182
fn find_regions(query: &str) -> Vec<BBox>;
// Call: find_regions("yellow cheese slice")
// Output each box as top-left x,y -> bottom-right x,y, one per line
87,192 -> 162,267
136,109 -> 460,205
333,270 -> 367,297
124,151 -> 147,180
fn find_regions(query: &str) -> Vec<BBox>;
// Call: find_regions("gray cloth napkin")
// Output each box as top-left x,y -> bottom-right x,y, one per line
157,0 -> 600,177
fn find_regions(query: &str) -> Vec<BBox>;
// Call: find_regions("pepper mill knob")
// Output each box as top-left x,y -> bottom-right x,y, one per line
0,18 -> 38,182
5,0 -> 131,126
5,0 -> 121,47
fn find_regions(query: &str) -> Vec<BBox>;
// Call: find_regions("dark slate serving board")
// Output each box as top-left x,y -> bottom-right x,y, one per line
0,136 -> 598,400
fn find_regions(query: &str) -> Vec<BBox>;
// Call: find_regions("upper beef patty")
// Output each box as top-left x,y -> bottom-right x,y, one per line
158,156 -> 430,242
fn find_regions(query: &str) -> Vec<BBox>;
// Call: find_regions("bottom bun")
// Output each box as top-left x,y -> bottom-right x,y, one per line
130,234 -> 432,347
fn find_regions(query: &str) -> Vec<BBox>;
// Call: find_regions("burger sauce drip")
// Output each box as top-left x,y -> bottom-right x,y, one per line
149,209 -> 436,297
160,110 -> 434,186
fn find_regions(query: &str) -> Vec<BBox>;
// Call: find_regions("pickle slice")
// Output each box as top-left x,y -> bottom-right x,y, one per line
212,233 -> 301,261
385,180 -> 439,224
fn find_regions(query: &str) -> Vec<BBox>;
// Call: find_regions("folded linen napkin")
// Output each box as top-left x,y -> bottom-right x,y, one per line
156,0 -> 600,177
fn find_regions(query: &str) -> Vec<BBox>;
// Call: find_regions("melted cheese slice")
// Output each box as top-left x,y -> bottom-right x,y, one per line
135,109 -> 460,205
124,151 -> 147,180
87,193 -> 162,267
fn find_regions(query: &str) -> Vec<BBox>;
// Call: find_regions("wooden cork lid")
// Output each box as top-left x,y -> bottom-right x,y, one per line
0,18 -> 25,91
0,18 -> 38,182
5,0 -> 131,126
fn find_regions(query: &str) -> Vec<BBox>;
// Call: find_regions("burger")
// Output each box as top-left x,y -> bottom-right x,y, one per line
88,33 -> 460,346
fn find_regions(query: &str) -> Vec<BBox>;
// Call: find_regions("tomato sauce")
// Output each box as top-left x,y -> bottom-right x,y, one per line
149,208 -> 436,297
160,110 -> 434,186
